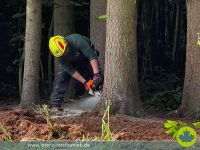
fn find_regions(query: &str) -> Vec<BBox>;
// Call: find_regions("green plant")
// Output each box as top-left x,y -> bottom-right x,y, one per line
34,105 -> 53,126
193,122 -> 200,128
164,120 -> 200,139
98,15 -> 107,20
101,100 -> 113,141
34,105 -> 66,139
197,33 -> 200,47
164,120 -> 187,139
80,100 -> 114,141
0,122 -> 12,141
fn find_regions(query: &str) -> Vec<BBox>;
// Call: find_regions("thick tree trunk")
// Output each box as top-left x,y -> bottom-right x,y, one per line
90,0 -> 106,69
20,0 -> 42,108
178,0 -> 200,117
97,0 -> 141,116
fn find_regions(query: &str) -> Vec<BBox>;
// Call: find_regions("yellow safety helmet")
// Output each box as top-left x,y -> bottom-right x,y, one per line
49,35 -> 68,57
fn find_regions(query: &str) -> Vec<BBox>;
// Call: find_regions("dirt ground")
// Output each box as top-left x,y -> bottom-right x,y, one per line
0,108 -> 199,141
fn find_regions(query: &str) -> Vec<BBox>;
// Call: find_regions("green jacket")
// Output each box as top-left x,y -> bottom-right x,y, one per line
57,34 -> 98,75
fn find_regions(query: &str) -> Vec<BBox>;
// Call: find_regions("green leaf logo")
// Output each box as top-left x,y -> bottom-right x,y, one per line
179,129 -> 194,142
176,126 -> 197,148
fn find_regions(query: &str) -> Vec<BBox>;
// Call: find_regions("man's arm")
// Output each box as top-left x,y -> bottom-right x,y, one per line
90,59 -> 100,74
71,71 -> 86,84
59,60 -> 87,84
71,59 -> 102,90
71,71 -> 93,91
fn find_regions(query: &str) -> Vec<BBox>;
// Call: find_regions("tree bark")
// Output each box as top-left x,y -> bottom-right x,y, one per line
20,0 -> 42,108
48,12 -> 54,94
96,0 -> 142,116
53,0 -> 77,100
164,0 -> 170,56
54,0 -> 74,74
172,0 -> 180,62
178,0 -> 200,117
90,0 -> 106,69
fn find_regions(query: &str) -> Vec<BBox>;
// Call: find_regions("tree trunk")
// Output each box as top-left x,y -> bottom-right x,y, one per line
97,0 -> 141,116
53,0 -> 77,100
48,12 -> 54,94
90,0 -> 106,69
172,0 -> 180,62
178,0 -> 200,117
164,0 -> 170,56
20,0 -> 42,108
54,0 -> 74,74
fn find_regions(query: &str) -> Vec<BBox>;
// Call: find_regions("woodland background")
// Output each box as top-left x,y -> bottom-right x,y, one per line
0,0 -> 198,117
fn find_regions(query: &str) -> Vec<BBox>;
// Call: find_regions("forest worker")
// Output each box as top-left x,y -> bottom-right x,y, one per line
48,34 -> 103,112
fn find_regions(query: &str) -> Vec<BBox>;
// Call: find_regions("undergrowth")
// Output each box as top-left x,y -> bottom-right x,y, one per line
101,100 -> 112,141
80,100 -> 114,141
164,120 -> 200,139
34,102 -> 114,141
0,122 -> 12,141
34,105 -> 67,139
140,66 -> 183,111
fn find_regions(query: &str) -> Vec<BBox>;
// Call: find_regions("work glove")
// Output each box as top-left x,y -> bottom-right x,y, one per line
93,72 -> 104,90
84,80 -> 95,91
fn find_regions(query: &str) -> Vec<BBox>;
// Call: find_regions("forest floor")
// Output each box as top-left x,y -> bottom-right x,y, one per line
0,97 -> 200,141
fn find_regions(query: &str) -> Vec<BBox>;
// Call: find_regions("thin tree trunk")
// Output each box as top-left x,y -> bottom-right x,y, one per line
19,49 -> 24,98
20,0 -> 42,108
155,0 -> 160,51
48,12 -> 54,94
53,0 -> 76,100
54,0 -> 74,75
90,0 -> 106,69
96,0 -> 142,116
172,0 -> 180,62
178,0 -> 200,117
164,0 -> 170,55
140,0 -> 154,82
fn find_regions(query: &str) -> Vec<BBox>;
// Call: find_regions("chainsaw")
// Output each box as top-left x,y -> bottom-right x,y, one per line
85,80 -> 102,96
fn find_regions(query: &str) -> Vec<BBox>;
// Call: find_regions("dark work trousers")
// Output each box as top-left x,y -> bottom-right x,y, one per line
49,60 -> 94,108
